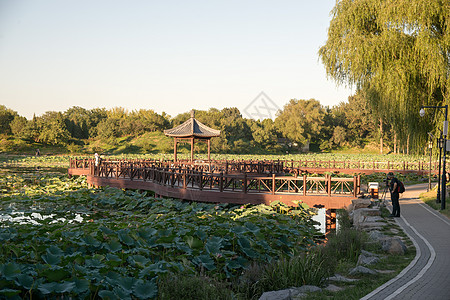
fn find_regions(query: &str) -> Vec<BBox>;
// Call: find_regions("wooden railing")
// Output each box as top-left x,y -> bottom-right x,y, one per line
90,163 -> 361,197
70,157 -> 443,175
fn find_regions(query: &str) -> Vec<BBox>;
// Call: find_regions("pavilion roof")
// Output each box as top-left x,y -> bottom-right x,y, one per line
164,110 -> 221,138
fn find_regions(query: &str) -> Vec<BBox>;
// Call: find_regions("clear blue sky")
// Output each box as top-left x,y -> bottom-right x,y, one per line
0,0 -> 353,120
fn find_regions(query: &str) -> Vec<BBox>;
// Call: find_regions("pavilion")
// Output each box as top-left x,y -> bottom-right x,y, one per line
164,110 -> 220,162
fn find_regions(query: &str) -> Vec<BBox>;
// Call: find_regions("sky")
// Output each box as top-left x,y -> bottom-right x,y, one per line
0,0 -> 353,120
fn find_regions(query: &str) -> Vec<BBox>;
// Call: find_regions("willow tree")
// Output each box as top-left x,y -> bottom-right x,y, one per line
319,0 -> 449,152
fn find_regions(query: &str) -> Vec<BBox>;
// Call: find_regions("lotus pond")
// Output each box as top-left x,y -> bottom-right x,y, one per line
0,167 -> 319,299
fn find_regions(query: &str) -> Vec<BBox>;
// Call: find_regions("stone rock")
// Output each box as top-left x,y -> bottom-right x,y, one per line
357,253 -> 380,266
380,237 -> 407,255
259,289 -> 296,300
296,285 -> 322,293
352,199 -> 372,210
328,274 -> 359,283
325,284 -> 344,292
349,266 -> 378,275
258,286 -> 321,300
368,230 -> 386,241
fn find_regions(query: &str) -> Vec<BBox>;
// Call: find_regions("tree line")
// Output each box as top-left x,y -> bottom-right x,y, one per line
0,94 -> 407,154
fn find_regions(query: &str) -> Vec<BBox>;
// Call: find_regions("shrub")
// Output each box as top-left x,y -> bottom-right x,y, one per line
157,274 -> 233,300
256,251 -> 331,293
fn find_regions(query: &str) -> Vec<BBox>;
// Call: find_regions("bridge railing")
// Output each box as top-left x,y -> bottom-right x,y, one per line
91,163 -> 361,197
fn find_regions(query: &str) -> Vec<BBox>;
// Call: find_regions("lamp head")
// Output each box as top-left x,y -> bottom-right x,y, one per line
419,108 -> 425,117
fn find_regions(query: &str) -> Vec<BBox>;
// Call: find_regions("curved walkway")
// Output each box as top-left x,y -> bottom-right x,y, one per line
362,183 -> 450,300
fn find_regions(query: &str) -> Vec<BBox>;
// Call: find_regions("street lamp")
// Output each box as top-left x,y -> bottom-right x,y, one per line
428,138 -> 433,192
420,105 -> 448,210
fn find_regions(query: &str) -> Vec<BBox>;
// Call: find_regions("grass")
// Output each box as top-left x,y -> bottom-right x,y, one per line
419,187 -> 450,218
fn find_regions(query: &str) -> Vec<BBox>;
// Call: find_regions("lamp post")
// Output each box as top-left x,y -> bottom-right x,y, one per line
437,135 -> 443,203
428,139 -> 433,192
420,105 -> 448,210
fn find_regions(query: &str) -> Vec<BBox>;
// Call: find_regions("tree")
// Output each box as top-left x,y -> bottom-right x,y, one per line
275,99 -> 325,147
10,116 -> 28,136
64,106 -> 92,139
0,105 -> 18,134
319,0 -> 449,150
36,112 -> 70,145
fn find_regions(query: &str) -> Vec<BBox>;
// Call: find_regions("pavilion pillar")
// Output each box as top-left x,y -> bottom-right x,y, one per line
208,139 -> 211,162
190,137 -> 194,162
174,137 -> 178,162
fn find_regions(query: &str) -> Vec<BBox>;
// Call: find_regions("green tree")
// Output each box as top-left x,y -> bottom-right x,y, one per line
319,0 -> 449,150
0,105 -> 18,134
275,99 -> 325,147
64,106 -> 92,139
36,112 -> 71,145
10,115 -> 28,136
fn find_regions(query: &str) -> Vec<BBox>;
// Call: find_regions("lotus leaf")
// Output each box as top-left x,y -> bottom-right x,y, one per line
0,288 -> 20,297
14,274 -> 34,290
0,263 -> 21,280
133,279 -> 157,299
193,254 -> 216,271
41,253 -> 61,265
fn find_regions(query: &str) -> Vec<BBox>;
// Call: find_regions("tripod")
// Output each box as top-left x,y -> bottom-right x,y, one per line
379,180 -> 390,208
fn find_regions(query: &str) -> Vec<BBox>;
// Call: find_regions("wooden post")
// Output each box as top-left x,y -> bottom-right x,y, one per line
272,174 -> 276,195
190,137 -> 194,162
174,137 -> 178,162
243,173 -> 247,193
327,175 -> 332,196
199,170 -> 203,190
220,172 -> 223,192
303,174 -> 307,196
207,139 -> 211,162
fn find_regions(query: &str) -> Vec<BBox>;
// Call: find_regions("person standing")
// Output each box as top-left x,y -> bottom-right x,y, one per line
387,172 -> 400,217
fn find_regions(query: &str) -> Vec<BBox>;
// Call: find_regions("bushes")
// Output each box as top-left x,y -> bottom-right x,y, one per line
157,274 -> 233,300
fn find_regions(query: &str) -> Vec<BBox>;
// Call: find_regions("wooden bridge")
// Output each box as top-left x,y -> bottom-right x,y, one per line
69,158 -> 363,209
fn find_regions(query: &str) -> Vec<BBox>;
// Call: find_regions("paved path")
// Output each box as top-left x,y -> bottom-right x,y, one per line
362,183 -> 450,300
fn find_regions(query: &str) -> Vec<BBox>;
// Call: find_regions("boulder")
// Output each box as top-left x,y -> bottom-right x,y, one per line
357,253 -> 380,266
351,199 -> 372,210
368,230 -> 386,241
328,274 -> 359,283
380,237 -> 407,255
325,284 -> 344,292
349,266 -> 378,275
258,286 -> 321,300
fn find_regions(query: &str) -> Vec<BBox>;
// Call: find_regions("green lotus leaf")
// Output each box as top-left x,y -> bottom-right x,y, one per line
41,253 -> 61,265
14,274 -> 34,289
230,226 -> 248,235
0,288 -> 20,297
80,235 -> 101,248
85,258 -> 104,269
0,262 -> 21,280
193,254 -> 216,271
244,222 -> 260,234
47,245 -> 64,256
205,237 -> 223,255
53,281 -> 76,293
99,226 -> 114,235
72,278 -> 90,294
185,236 -> 203,249
113,286 -> 132,300
104,240 -> 122,252
139,262 -> 168,277
133,279 -> 157,299
195,229 -> 207,241
116,276 -> 136,293
118,232 -> 135,246
37,282 -> 57,294
98,289 -> 118,300
129,255 -> 148,267
43,268 -> 70,282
